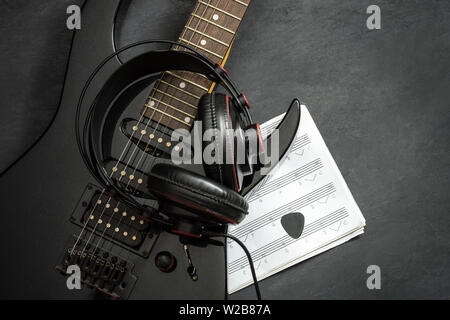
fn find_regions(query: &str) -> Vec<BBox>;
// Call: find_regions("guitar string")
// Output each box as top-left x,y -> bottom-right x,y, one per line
83,1 -> 211,256
122,0 -> 237,246
82,0 -> 244,263
123,0 -> 229,244
104,0 -> 217,257
71,0 -> 233,257
102,1 -> 235,260
95,0 -> 210,255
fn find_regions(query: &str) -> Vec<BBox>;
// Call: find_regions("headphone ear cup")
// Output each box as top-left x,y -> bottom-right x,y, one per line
198,92 -> 242,192
148,164 -> 248,225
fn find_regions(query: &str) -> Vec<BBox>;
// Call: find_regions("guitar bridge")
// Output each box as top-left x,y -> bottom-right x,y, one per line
56,236 -> 137,299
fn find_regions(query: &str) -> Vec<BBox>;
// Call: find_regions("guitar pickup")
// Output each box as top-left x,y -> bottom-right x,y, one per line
120,118 -> 176,158
70,184 -> 159,257
103,158 -> 156,200
85,192 -> 149,247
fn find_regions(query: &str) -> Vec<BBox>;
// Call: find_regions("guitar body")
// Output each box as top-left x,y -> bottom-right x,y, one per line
0,0 -> 226,299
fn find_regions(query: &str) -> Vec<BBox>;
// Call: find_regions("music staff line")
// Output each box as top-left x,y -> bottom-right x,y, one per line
227,207 -> 349,274
261,121 -> 281,138
246,158 -> 323,202
231,182 -> 337,239
291,134 -> 311,152
261,121 -> 310,153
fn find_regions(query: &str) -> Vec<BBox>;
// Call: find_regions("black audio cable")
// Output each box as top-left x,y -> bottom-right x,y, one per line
204,232 -> 261,300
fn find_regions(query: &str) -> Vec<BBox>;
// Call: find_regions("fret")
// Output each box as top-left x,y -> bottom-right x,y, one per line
156,79 -> 201,100
152,88 -> 198,110
144,104 -> 191,126
159,72 -> 207,98
234,0 -> 249,7
147,97 -> 195,118
166,71 -> 210,92
196,73 -> 210,80
184,26 -> 229,47
198,0 -> 241,21
176,29 -> 230,63
183,20 -> 234,49
191,13 -> 235,34
178,37 -> 224,60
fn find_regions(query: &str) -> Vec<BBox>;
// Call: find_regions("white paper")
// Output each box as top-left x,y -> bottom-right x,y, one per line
226,104 -> 366,294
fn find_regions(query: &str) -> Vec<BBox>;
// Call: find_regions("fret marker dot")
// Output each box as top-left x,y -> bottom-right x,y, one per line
122,212 -> 127,217
149,133 -> 154,139
132,236 -> 137,241
98,219 -> 103,224
123,232 -> 128,237
179,82 -> 186,89
158,138 -> 163,143
185,117 -> 191,123
213,14 -> 219,21
132,126 -> 138,131
200,39 -> 207,46
115,227 -> 119,232
105,204 -> 110,208
129,175 -> 134,180
97,200 -> 102,204
120,170 -> 126,176
141,129 -> 146,135
139,220 -> 144,225
114,208 -> 119,213
149,100 -> 155,107
138,178 -> 143,184
131,216 -> 136,221
106,223 -> 111,228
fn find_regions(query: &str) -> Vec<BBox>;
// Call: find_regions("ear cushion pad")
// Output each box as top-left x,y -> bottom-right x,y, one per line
198,92 -> 240,192
148,163 -> 248,225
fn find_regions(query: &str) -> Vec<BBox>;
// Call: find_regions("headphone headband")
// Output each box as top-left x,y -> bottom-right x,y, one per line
96,49 -> 246,111
76,40 -> 252,212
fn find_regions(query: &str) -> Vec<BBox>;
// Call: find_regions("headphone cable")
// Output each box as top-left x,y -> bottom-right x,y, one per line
205,232 -> 261,300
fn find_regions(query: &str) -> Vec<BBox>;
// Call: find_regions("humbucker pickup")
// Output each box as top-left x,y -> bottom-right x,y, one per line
69,184 -> 159,257
103,159 -> 156,200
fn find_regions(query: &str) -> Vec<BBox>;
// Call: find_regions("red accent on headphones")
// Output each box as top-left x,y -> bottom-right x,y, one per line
171,229 -> 202,238
226,95 -> 241,192
215,63 -> 229,76
238,93 -> 251,109
255,123 -> 265,153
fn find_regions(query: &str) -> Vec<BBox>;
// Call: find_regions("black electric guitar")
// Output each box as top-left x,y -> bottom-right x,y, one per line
0,0 -> 299,299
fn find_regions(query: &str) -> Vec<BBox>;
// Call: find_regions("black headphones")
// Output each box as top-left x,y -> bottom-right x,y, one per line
78,40 -> 267,236
75,37 -> 303,300
77,40 -> 264,298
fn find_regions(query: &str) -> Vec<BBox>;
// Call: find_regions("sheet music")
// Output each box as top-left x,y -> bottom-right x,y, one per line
227,104 -> 366,294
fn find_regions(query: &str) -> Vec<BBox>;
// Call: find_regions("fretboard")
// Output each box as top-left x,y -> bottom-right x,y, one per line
141,0 -> 251,131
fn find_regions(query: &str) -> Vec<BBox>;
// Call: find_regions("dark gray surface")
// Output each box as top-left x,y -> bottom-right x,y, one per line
0,0 -> 84,172
0,0 -> 449,299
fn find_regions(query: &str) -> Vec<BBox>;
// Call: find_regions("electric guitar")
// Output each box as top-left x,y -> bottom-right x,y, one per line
0,0 -> 299,299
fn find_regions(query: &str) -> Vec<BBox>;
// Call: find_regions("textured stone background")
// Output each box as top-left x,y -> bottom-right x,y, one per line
0,0 -> 449,299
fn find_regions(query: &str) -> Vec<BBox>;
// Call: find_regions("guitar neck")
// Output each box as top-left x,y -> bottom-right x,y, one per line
141,0 -> 251,131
